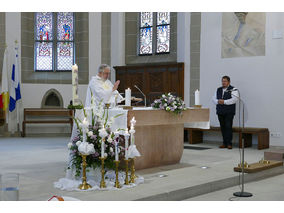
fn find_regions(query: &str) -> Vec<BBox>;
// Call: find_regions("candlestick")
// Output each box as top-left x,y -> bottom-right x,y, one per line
125,88 -> 131,106
130,158 -> 137,183
100,157 -> 106,188
124,159 -> 129,185
114,160 -> 121,188
79,154 -> 92,190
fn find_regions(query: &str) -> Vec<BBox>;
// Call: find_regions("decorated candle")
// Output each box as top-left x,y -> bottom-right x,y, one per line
114,131 -> 120,161
125,88 -> 131,106
129,117 -> 136,146
72,64 -> 79,106
101,139 -> 105,158
124,129 -> 130,159
82,117 -> 89,143
194,89 -> 200,105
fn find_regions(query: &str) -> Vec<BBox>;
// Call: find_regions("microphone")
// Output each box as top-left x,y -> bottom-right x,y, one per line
134,85 -> 147,107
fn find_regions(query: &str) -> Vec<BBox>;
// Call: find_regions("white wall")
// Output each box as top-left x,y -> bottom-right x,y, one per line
177,12 -> 191,107
4,12 -> 102,134
200,12 -> 284,146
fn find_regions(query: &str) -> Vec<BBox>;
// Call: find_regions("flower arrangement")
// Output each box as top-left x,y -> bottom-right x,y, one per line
151,93 -> 187,115
67,92 -> 125,177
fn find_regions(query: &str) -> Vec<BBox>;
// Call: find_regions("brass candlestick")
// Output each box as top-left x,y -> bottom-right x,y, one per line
114,160 -> 121,188
130,158 -> 137,183
100,157 -> 106,188
124,159 -> 129,185
79,154 -> 92,190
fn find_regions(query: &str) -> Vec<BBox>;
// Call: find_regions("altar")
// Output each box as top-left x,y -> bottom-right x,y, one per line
126,108 -> 210,170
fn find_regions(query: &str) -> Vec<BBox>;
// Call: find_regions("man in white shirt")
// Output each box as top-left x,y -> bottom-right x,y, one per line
85,64 -> 123,107
212,76 -> 239,149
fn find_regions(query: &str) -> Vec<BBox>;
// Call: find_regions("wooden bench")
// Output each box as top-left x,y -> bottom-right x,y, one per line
185,126 -> 269,150
22,108 -> 74,137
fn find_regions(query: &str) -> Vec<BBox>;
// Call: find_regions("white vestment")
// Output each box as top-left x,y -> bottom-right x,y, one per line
85,75 -> 123,107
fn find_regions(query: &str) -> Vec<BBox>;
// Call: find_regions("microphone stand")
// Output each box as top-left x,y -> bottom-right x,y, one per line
229,89 -> 253,197
134,85 -> 147,107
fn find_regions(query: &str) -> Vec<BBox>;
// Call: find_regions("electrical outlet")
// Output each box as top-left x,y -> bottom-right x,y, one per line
270,132 -> 282,138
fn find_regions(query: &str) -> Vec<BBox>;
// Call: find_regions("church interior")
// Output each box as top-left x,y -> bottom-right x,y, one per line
0,3 -> 284,210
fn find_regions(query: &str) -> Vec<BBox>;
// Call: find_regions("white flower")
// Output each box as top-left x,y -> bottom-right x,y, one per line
110,147 -> 114,153
104,153 -> 108,158
76,141 -> 82,147
88,131 -> 93,137
164,103 -> 167,107
166,107 -> 170,111
162,94 -> 166,98
99,128 -> 108,138
174,105 -> 177,109
67,143 -> 72,149
107,136 -> 113,143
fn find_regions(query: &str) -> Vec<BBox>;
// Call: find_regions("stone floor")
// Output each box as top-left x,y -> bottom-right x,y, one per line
185,173 -> 284,201
0,137 -> 282,201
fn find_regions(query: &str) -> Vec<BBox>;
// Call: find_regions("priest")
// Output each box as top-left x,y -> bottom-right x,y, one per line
85,64 -> 123,107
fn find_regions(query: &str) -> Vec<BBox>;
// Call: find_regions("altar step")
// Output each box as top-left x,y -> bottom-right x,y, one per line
136,166 -> 284,201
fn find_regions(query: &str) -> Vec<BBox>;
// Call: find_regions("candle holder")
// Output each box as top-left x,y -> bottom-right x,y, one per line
114,160 -> 121,188
79,154 -> 92,190
99,157 -> 107,188
124,159 -> 129,185
130,158 -> 137,183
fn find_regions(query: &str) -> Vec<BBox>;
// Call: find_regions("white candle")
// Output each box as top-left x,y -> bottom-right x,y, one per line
72,64 -> 79,106
82,117 -> 88,143
195,89 -> 200,105
114,131 -> 120,161
130,130 -> 135,146
124,129 -> 129,159
82,128 -> 86,143
125,88 -> 131,106
101,139 -> 105,158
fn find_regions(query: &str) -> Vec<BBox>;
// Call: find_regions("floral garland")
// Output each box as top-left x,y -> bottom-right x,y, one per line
151,93 -> 187,115
67,94 -> 125,177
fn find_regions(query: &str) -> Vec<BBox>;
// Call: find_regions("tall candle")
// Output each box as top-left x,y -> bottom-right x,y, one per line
124,129 -> 129,159
101,139 -> 105,158
82,117 -> 88,143
114,131 -> 120,161
195,89 -> 200,105
125,88 -> 131,106
72,64 -> 79,106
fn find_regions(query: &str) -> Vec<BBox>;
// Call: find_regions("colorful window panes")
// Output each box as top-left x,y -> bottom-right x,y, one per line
139,27 -> 153,55
57,12 -> 74,41
140,12 -> 153,27
35,42 -> 53,70
35,12 -> 74,71
156,25 -> 170,53
139,12 -> 153,55
57,42 -> 74,70
35,12 -> 53,41
157,12 -> 170,25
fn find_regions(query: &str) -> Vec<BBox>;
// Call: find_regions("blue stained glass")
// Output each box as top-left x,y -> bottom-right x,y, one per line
139,27 -> 153,55
140,12 -> 153,27
156,25 -> 170,53
35,12 -> 53,41
57,42 -> 74,70
57,12 -> 74,41
157,12 -> 170,25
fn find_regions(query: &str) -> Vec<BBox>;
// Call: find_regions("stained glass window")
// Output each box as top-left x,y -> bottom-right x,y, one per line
35,12 -> 75,71
156,12 -> 170,53
139,12 -> 153,55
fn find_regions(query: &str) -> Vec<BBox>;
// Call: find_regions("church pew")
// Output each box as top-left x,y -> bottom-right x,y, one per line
22,108 -> 74,137
185,126 -> 269,150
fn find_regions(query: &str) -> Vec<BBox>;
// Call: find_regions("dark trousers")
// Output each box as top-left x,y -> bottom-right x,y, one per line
218,113 -> 234,146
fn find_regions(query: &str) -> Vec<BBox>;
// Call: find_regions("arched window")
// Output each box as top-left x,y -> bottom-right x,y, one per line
138,12 -> 170,56
35,12 -> 75,71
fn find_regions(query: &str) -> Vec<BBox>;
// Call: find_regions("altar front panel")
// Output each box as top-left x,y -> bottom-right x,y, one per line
127,108 -> 210,170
